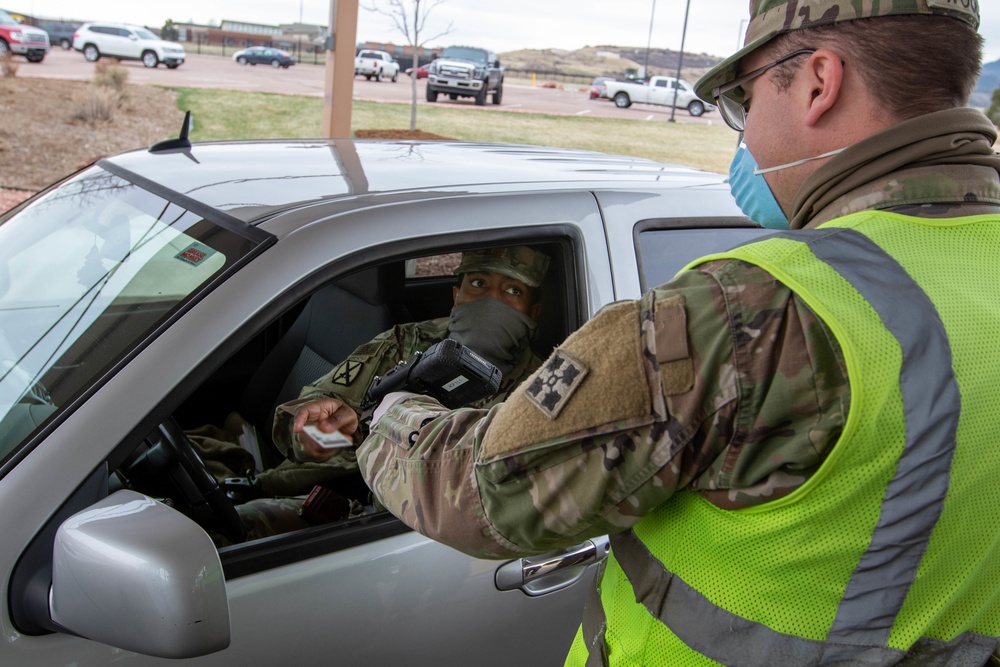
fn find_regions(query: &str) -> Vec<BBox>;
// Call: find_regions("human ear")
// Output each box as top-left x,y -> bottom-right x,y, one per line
803,49 -> 844,127
530,302 -> 542,322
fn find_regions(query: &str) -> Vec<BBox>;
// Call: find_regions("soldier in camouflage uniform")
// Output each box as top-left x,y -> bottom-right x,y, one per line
358,2 -> 1000,665
235,245 -> 551,539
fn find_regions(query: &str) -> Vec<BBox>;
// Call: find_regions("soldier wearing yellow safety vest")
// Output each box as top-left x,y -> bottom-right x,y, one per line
357,1 -> 1000,664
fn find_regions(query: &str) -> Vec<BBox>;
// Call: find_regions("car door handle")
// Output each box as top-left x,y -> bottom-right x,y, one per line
495,535 -> 610,597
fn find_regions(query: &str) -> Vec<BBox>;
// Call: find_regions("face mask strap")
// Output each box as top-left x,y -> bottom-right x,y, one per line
753,147 -> 846,175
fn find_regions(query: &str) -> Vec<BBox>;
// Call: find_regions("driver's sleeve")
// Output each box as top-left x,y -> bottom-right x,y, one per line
357,260 -> 849,559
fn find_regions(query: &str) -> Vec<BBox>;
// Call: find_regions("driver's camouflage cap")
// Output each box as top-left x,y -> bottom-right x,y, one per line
454,246 -> 550,288
695,0 -> 981,102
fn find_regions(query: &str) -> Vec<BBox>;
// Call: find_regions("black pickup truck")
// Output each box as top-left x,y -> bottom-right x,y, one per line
426,45 -> 504,106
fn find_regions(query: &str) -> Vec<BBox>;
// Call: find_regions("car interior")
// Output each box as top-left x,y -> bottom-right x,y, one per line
108,240 -> 577,553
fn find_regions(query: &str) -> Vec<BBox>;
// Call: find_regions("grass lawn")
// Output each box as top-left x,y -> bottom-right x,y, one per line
172,87 -> 737,174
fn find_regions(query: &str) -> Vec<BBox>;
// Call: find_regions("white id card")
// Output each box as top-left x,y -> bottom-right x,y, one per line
302,424 -> 353,449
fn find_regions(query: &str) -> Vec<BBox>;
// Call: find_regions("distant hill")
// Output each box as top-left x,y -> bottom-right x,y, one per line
498,45 -> 721,84
972,58 -> 1000,108
976,59 -> 1000,92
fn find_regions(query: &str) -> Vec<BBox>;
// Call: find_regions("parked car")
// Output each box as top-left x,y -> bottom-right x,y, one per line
232,46 -> 295,68
0,135 -> 766,665
426,45 -> 504,105
0,8 -> 48,62
604,75 -> 715,116
72,22 -> 185,68
406,64 -> 429,79
354,48 -> 399,82
36,19 -> 78,50
589,76 -> 616,99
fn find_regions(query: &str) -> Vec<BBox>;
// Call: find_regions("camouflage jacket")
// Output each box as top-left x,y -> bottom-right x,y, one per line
357,108 -> 1000,558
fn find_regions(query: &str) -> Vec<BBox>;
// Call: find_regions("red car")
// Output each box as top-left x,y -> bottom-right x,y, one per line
589,76 -> 615,99
406,65 -> 429,79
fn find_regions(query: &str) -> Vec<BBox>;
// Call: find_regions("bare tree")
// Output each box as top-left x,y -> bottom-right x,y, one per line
364,0 -> 453,131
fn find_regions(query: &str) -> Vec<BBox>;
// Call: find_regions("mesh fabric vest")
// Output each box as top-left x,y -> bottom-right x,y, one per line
567,212 -> 1000,666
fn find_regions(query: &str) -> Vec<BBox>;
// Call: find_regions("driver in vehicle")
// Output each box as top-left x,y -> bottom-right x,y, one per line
224,246 -> 551,540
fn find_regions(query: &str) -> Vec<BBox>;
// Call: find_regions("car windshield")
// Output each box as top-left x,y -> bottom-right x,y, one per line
0,167 -> 259,468
0,9 -> 17,24
134,27 -> 157,40
440,47 -> 488,64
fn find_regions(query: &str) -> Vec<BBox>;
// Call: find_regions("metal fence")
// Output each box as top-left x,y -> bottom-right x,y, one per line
504,69 -> 598,86
180,35 -> 328,66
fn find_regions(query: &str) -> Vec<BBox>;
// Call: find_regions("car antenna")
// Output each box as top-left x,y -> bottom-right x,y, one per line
148,110 -> 194,153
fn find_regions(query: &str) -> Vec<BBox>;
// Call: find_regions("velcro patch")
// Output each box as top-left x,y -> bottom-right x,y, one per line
524,351 -> 589,419
654,294 -> 693,395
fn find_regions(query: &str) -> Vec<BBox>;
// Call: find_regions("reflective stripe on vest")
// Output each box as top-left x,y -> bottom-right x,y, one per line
583,228 -> 997,666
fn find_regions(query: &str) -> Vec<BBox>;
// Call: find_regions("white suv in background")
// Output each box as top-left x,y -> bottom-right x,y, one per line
72,22 -> 185,68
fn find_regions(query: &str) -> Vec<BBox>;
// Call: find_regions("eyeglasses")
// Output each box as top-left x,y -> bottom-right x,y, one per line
712,49 -> 816,132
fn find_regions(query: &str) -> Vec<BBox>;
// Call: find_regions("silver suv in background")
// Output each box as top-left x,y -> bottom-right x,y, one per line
72,22 -> 185,68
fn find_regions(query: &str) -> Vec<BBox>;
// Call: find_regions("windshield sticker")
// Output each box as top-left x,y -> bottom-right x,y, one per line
175,242 -> 217,266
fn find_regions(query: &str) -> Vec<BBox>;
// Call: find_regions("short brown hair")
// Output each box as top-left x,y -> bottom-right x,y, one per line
764,16 -> 983,121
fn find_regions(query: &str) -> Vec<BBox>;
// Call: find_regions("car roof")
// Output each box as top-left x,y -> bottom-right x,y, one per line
103,139 -> 729,229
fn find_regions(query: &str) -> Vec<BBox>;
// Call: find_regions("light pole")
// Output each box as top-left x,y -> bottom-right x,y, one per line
737,18 -> 749,48
642,0 -> 657,80
669,0 -> 691,122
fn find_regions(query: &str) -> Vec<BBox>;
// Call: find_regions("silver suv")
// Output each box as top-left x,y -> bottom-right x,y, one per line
72,22 -> 185,68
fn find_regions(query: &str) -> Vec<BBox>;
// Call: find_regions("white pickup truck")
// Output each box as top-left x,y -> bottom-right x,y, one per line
354,49 -> 400,82
604,76 -> 714,116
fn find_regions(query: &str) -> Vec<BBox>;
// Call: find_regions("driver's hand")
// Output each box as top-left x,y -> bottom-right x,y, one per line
291,398 -> 359,461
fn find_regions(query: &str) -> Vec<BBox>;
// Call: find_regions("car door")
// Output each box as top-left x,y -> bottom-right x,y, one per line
0,190 -> 617,665
594,185 -> 769,298
111,26 -> 140,59
647,78 -> 671,106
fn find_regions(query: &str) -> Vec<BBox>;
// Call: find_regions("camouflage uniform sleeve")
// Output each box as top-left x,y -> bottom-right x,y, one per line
272,328 -> 403,460
358,261 -> 849,558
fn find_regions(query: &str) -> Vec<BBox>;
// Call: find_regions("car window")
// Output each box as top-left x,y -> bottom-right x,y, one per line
636,227 -> 774,290
134,28 -> 158,40
0,168 -> 260,469
440,47 -> 489,64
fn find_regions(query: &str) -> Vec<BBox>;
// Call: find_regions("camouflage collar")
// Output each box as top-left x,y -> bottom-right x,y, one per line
792,108 -> 1000,229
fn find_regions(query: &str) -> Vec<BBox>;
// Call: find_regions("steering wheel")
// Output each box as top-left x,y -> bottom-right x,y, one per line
0,358 -> 53,407
156,417 -> 247,544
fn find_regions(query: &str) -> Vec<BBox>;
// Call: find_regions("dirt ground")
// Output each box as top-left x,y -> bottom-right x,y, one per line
0,75 -> 451,214
0,76 -> 186,206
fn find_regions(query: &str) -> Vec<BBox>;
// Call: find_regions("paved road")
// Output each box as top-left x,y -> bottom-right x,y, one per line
22,47 -> 722,126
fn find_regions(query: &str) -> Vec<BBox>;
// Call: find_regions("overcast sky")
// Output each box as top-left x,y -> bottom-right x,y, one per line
23,0 -> 1000,63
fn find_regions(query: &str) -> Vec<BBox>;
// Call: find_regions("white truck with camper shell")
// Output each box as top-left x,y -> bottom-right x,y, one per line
604,75 -> 714,117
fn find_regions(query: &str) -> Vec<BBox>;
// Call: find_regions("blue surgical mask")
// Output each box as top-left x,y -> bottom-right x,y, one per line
728,142 -> 789,230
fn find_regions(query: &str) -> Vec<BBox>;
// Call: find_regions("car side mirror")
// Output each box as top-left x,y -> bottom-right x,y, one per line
49,490 -> 231,658
494,59 -> 501,68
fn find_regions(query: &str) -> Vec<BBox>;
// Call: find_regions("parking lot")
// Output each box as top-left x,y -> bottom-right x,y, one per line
21,47 -> 721,126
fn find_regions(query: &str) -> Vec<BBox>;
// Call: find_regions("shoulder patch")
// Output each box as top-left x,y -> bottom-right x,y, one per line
481,299 -> 651,461
331,359 -> 364,386
524,351 -> 589,419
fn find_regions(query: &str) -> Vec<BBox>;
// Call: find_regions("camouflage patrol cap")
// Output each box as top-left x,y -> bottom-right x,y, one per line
454,246 -> 550,288
694,0 -> 981,102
